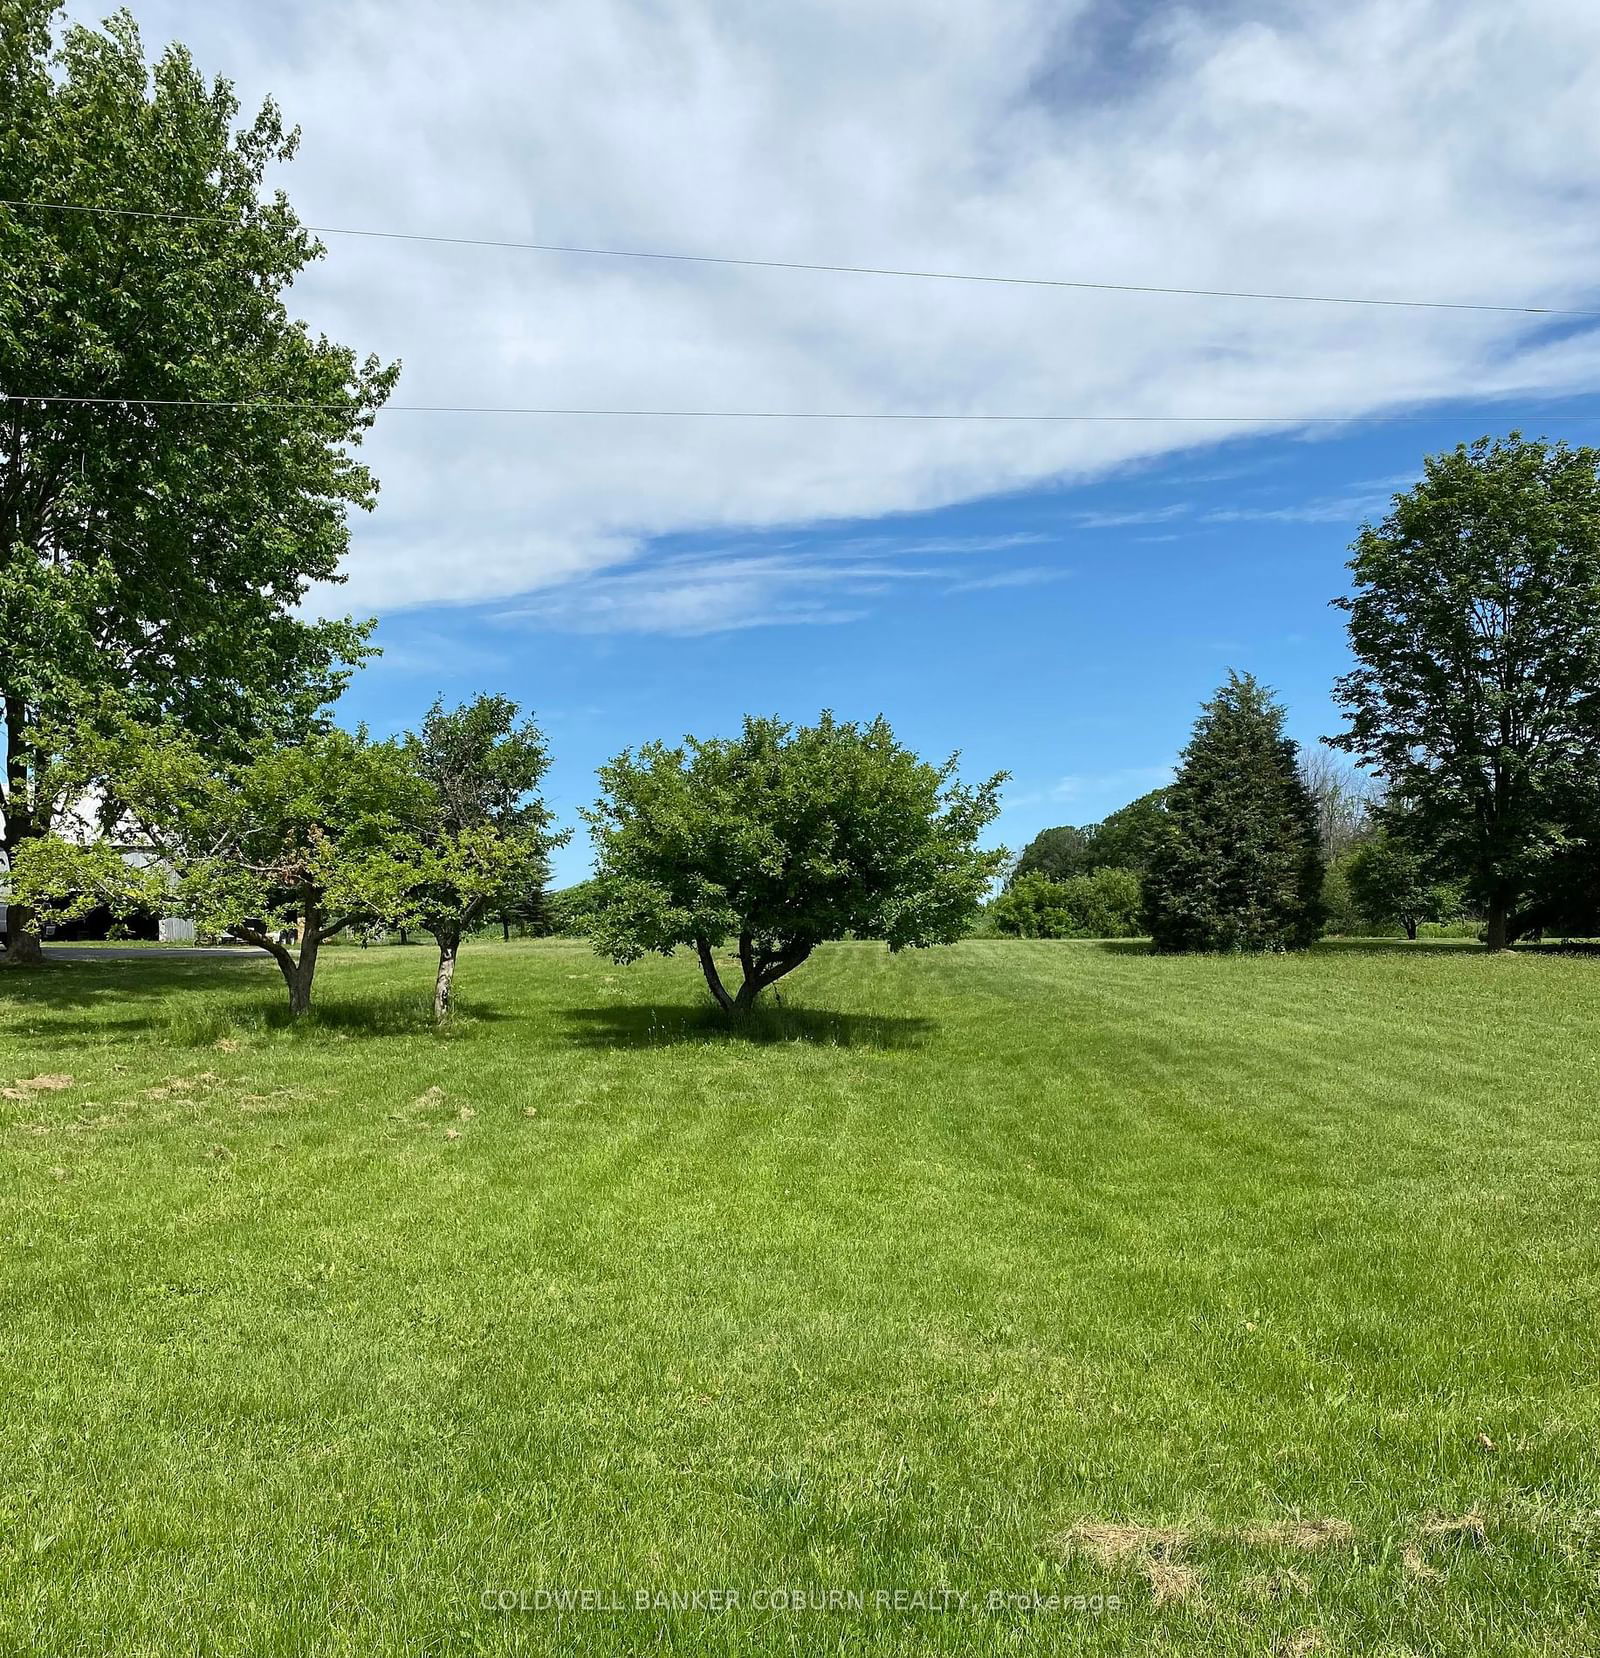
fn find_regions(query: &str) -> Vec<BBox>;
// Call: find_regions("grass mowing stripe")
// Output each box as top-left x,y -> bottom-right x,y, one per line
2,938 -> 1598,1654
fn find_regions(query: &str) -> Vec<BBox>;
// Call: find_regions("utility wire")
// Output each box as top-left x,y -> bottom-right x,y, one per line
3,392 -> 1593,423
2,197 -> 1594,319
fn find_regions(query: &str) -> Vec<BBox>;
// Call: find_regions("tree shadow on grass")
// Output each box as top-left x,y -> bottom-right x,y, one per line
164,994 -> 513,1045
0,958 -> 508,1047
560,1001 -> 936,1051
0,954 -> 271,1009
1312,937 -> 1484,955
1090,937 -> 1504,958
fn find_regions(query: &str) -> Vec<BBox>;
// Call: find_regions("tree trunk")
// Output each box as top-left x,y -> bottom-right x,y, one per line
2,901 -> 44,964
433,931 -> 460,1022
235,918 -> 321,1016
286,931 -> 320,1016
2,694 -> 43,966
262,897 -> 324,1015
1403,918 -> 1418,942
501,912 -> 510,942
1485,895 -> 1510,952
695,936 -> 734,1012
733,940 -> 813,1014
695,935 -> 813,1016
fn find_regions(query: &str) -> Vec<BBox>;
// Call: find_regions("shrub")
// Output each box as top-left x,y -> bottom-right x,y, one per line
1345,833 -> 1462,941
991,868 -> 1143,939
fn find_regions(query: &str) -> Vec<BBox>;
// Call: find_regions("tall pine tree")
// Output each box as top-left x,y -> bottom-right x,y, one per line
1144,673 -> 1325,952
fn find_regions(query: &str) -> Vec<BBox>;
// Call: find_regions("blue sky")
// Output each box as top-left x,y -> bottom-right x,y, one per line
81,0 -> 1600,885
341,398 -> 1600,886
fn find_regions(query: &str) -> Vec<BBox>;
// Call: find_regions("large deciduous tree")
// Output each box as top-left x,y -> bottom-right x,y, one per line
1144,673 -> 1325,952
0,1 -> 398,962
9,723 -> 427,1014
585,713 -> 1006,1015
1007,788 -> 1169,889
403,695 -> 568,1021
1343,831 -> 1461,941
1329,434 -> 1600,950
1297,750 -> 1373,862
1089,788 -> 1170,876
1010,824 -> 1100,884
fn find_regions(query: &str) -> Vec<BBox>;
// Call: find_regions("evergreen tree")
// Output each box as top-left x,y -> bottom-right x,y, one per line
1144,673 -> 1325,952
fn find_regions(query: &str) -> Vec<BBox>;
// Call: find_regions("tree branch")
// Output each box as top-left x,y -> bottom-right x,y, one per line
695,934 -> 734,1012
227,921 -> 296,983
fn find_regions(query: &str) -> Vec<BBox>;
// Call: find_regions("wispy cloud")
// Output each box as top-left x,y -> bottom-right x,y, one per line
1072,480 -> 1412,534
945,565 -> 1069,593
835,531 -> 1054,557
1001,762 -> 1173,819
1069,503 -> 1194,530
125,0 -> 1600,626
496,548 -> 928,634
484,529 -> 1076,633
1198,489 -> 1396,524
1049,764 -> 1174,804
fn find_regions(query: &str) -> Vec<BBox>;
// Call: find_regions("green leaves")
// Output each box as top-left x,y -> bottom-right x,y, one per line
2,0 -> 396,885
585,712 -> 1006,1006
401,695 -> 568,942
7,833 -> 157,924
1009,790 -> 1170,886
992,867 -> 1144,939
1144,673 -> 1325,953
15,719 -> 428,942
13,697 -> 569,1018
1343,833 -> 1462,938
1330,434 -> 1600,938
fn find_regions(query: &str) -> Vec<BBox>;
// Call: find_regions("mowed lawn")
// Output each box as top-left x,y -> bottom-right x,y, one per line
2,940 -> 1598,1656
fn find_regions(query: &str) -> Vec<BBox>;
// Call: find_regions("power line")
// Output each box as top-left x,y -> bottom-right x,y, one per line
2,197 -> 1594,320
3,392 -> 1594,423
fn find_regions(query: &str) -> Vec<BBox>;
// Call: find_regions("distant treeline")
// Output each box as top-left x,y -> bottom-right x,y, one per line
987,434 -> 1600,950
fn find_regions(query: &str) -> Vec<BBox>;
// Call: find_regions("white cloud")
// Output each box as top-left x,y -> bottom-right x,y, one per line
465,529 -> 1066,631
945,565 -> 1069,593
1001,761 -> 1173,819
1048,764 -> 1175,804
1070,503 -> 1195,529
92,0 -> 1600,624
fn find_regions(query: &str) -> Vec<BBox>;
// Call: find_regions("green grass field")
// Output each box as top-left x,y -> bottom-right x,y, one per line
3,939 -> 1598,1655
